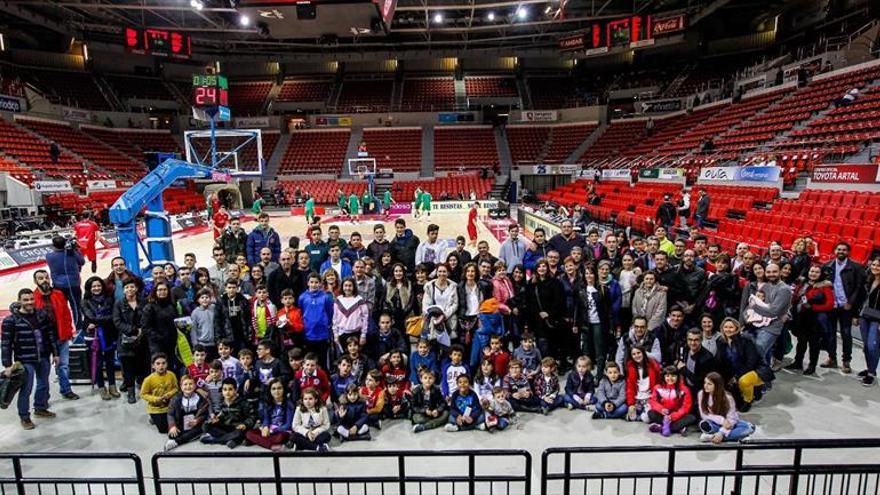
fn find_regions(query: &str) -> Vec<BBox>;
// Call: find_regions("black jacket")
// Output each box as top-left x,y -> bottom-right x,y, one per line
695,194 -> 709,217
526,277 -> 564,338
389,231 -> 420,272
82,293 -> 118,342
548,233 -> 585,260
681,347 -> 717,389
366,240 -> 391,264
221,228 -> 248,264
410,384 -> 447,414
678,264 -> 707,305
217,293 -> 252,345
656,202 -> 677,225
655,267 -> 687,305
716,334 -> 774,384
267,268 -> 301,307
653,320 -> 687,366
1,304 -> 57,366
141,299 -> 179,357
822,259 -> 867,308
113,297 -> 146,357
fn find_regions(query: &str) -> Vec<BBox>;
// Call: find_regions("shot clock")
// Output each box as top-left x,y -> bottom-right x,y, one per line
191,70 -> 230,121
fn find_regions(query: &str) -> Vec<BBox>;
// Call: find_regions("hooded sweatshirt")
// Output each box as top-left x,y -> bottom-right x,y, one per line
299,290 -> 334,341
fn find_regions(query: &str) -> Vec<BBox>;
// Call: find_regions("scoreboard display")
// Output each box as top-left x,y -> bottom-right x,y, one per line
124,27 -> 191,59
192,74 -> 229,107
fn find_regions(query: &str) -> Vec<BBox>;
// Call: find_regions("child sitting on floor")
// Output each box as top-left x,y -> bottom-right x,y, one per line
290,387 -> 331,452
410,370 -> 448,433
360,369 -> 385,427
512,334 -> 541,380
409,339 -> 440,384
201,378 -> 255,449
503,360 -> 542,413
187,345 -> 211,388
441,344 -> 470,398
533,357 -> 563,414
446,375 -> 484,432
141,353 -> 179,434
245,378 -> 295,451
564,355 -> 596,411
647,366 -> 696,437
593,362 -> 628,420
485,387 -> 515,432
382,378 -> 410,420
331,356 -> 357,404
474,358 -> 500,407
201,360 -> 224,414
164,374 -> 208,451
335,383 -> 371,441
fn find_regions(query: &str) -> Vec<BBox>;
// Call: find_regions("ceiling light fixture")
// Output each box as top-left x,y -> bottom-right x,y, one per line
516,7 -> 528,20
487,11 -> 495,21
239,14 -> 251,26
433,12 -> 443,23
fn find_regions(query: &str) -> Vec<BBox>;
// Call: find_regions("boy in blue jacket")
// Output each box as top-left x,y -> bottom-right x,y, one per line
330,356 -> 357,404
319,243 -> 353,279
245,213 -> 281,265
592,362 -> 628,419
335,383 -> 371,441
564,355 -> 597,410
445,375 -> 484,432
298,274 -> 334,370
409,339 -> 440,384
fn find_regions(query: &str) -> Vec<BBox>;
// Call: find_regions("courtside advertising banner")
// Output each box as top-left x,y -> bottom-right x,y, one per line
0,94 -> 23,113
431,201 -> 500,213
33,180 -> 73,192
811,164 -> 880,184
602,169 -> 632,181
699,166 -> 780,184
520,111 -> 558,122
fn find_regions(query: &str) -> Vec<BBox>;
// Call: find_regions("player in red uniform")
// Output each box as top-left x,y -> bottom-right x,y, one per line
467,202 -> 479,247
212,206 -> 230,241
73,212 -> 102,273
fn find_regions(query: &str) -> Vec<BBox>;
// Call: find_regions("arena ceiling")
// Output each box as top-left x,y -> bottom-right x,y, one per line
0,0 -> 797,55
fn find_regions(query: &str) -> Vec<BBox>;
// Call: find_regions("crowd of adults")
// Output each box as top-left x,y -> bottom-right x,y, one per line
1,206 -> 878,448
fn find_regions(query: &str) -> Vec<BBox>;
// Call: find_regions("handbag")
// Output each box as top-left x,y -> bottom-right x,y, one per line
534,285 -> 554,329
862,307 -> 880,322
405,316 -> 424,338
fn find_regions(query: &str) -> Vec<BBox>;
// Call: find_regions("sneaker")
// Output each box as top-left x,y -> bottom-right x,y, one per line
33,409 -> 56,418
591,412 -> 602,420
648,423 -> 662,434
700,433 -> 714,443
771,359 -> 784,372
285,440 -> 296,450
680,427 -> 688,437
820,358 -> 837,369
118,383 -> 129,393
164,440 -> 178,452
412,424 -> 426,434
318,443 -> 330,453
699,421 -> 713,434
359,432 -> 371,441
565,403 -> 574,410
784,362 -> 802,372
226,440 -> 240,449
108,386 -> 121,399
541,406 -> 549,415
337,426 -> 350,439
270,444 -> 284,453
858,370 -> 869,378
740,401 -> 752,413
62,392 -> 80,400
862,375 -> 876,387
20,418 -> 35,430
753,388 -> 764,404
444,423 -> 459,432
100,388 -> 111,401
200,434 -> 215,444
477,423 -> 487,431
841,361 -> 852,374
127,388 -> 136,404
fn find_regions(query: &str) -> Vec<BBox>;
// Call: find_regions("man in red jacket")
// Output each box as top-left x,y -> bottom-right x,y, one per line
73,212 -> 103,274
33,270 -> 79,400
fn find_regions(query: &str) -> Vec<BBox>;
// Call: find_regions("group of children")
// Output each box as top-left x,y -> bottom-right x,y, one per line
139,323 -> 754,452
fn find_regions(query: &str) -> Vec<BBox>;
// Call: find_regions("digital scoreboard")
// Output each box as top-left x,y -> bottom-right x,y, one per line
192,71 -> 230,122
124,27 -> 191,59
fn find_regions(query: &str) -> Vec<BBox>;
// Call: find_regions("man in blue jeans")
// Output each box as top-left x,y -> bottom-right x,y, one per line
1,288 -> 59,430
821,242 -> 866,374
33,270 -> 79,400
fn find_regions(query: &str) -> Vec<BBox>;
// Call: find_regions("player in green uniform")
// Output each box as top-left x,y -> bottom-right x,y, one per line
413,187 -> 423,219
251,195 -> 264,215
337,190 -> 347,217
348,192 -> 361,223
304,195 -> 315,224
383,190 -> 394,219
362,190 -> 372,215
421,191 -> 433,221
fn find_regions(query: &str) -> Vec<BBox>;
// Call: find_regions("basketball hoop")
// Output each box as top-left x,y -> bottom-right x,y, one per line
356,164 -> 369,181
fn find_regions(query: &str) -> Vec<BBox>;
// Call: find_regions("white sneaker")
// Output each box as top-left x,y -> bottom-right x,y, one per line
164,440 -> 178,451
699,433 -> 714,443
477,423 -> 487,431
444,423 -> 459,432
337,425 -> 350,438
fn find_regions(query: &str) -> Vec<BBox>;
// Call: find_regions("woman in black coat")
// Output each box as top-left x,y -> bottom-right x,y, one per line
82,276 -> 119,400
526,259 -> 564,359
506,264 -> 528,347
113,278 -> 148,403
703,254 -> 740,326
716,317 -> 773,412
141,281 -> 182,374
573,267 -> 613,373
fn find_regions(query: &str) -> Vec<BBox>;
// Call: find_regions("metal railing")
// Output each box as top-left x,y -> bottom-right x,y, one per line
0,452 -> 145,495
152,449 -> 532,495
541,438 -> 880,495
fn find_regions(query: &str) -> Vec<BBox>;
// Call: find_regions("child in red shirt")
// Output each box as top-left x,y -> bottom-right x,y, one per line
359,369 -> 385,428
187,345 -> 211,388
482,334 -> 511,377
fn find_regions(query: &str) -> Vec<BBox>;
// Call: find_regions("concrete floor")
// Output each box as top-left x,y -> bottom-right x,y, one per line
1,212 -> 879,494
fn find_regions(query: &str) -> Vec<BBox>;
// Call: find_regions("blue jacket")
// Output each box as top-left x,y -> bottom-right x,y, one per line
449,389 -> 482,421
319,259 -> 353,279
1,303 -> 57,366
260,400 -> 295,433
342,246 -> 368,263
337,400 -> 368,428
246,227 -> 281,266
298,290 -> 333,342
330,373 -> 357,403
46,248 -> 84,289
600,278 -> 623,328
409,350 -> 440,383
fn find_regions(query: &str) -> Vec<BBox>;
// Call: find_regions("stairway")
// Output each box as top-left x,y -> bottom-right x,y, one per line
392,74 -> 404,109
420,126 -> 434,177
263,133 -> 290,181
495,126 -> 513,174
662,64 -> 695,98
93,74 -> 125,112
516,75 -> 532,109
490,176 -> 510,201
453,78 -> 467,109
565,123 -> 607,163
342,127 -> 364,178
263,81 -> 282,114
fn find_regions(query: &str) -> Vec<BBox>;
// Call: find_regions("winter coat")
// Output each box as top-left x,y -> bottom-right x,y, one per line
526,277 -> 564,339
410,384 -> 446,414
615,328 -> 661,371
717,334 -> 774,384
298,290 -> 334,342
564,371 -> 595,399
595,377 -> 626,407
1,303 -> 57,366
113,297 -> 146,357
653,320 -> 688,367
631,284 -> 668,332
422,279 -> 459,331
389,229 -> 420,271
625,357 -> 661,406
141,299 -> 180,357
167,392 -> 209,431
246,226 -> 281,265
221,228 -> 248,264
82,293 -> 118,343
648,381 -> 693,422
293,406 -> 330,436
33,289 -> 75,342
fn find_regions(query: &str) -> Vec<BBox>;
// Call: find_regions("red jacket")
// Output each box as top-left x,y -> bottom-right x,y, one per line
295,367 -> 331,402
625,357 -> 661,406
648,381 -> 693,423
34,288 -> 75,341
482,348 -> 511,377
794,281 -> 834,313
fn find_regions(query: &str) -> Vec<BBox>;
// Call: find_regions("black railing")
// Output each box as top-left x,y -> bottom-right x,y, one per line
152,449 -> 532,495
0,452 -> 145,495
540,438 -> 880,495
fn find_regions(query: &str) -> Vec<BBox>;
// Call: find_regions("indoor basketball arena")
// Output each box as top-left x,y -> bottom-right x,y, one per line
0,0 -> 878,493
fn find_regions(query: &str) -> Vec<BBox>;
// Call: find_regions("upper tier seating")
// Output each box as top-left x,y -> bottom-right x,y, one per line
229,81 -> 272,116
578,120 -> 646,163
782,86 -> 880,151
104,74 -> 176,101
278,129 -> 350,175
86,128 -> 182,162
507,126 -> 551,165
401,78 -> 455,111
465,77 -> 518,98
527,77 -> 580,109
18,118 -> 143,180
336,80 -> 393,112
25,68 -> 111,110
433,126 -> 498,170
0,119 -> 85,179
629,104 -> 731,157
276,80 -> 331,102
507,123 -> 598,164
361,128 -> 422,172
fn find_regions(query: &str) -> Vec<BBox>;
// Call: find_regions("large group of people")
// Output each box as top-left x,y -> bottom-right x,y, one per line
2,207 -> 879,453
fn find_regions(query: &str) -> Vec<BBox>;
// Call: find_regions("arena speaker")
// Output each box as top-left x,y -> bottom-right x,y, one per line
296,3 -> 317,20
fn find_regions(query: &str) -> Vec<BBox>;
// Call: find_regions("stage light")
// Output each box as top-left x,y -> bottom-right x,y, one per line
433,12 -> 443,23
239,14 -> 251,26
487,11 -> 495,21
516,7 -> 528,19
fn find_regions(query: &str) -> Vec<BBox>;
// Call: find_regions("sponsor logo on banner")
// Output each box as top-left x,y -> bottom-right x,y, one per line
584,46 -> 609,56
532,164 -> 578,175
559,34 -> 586,51
86,180 -> 117,190
630,39 -> 655,49
62,107 -> 92,123
389,203 -> 413,215
6,245 -> 55,266
602,169 -> 631,180
0,95 -> 23,113
658,168 -> 684,180
235,116 -> 270,128
0,249 -> 19,271
574,168 -> 597,178
811,164 -> 880,184
432,200 -> 500,213
641,99 -> 683,113
33,180 -> 73,192
520,111 -> 558,122
652,14 -> 686,36
315,116 -> 353,127
211,171 -> 233,182
700,166 -> 780,183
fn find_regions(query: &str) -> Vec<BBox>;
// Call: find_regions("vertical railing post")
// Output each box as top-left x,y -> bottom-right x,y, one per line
563,452 -> 571,495
468,454 -> 476,494
666,450 -> 676,495
733,447 -> 744,495
12,457 -> 25,495
398,454 -> 407,495
273,454 -> 283,495
151,454 -> 163,495
789,447 -> 803,495
132,454 -> 147,495
524,452 -> 532,495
